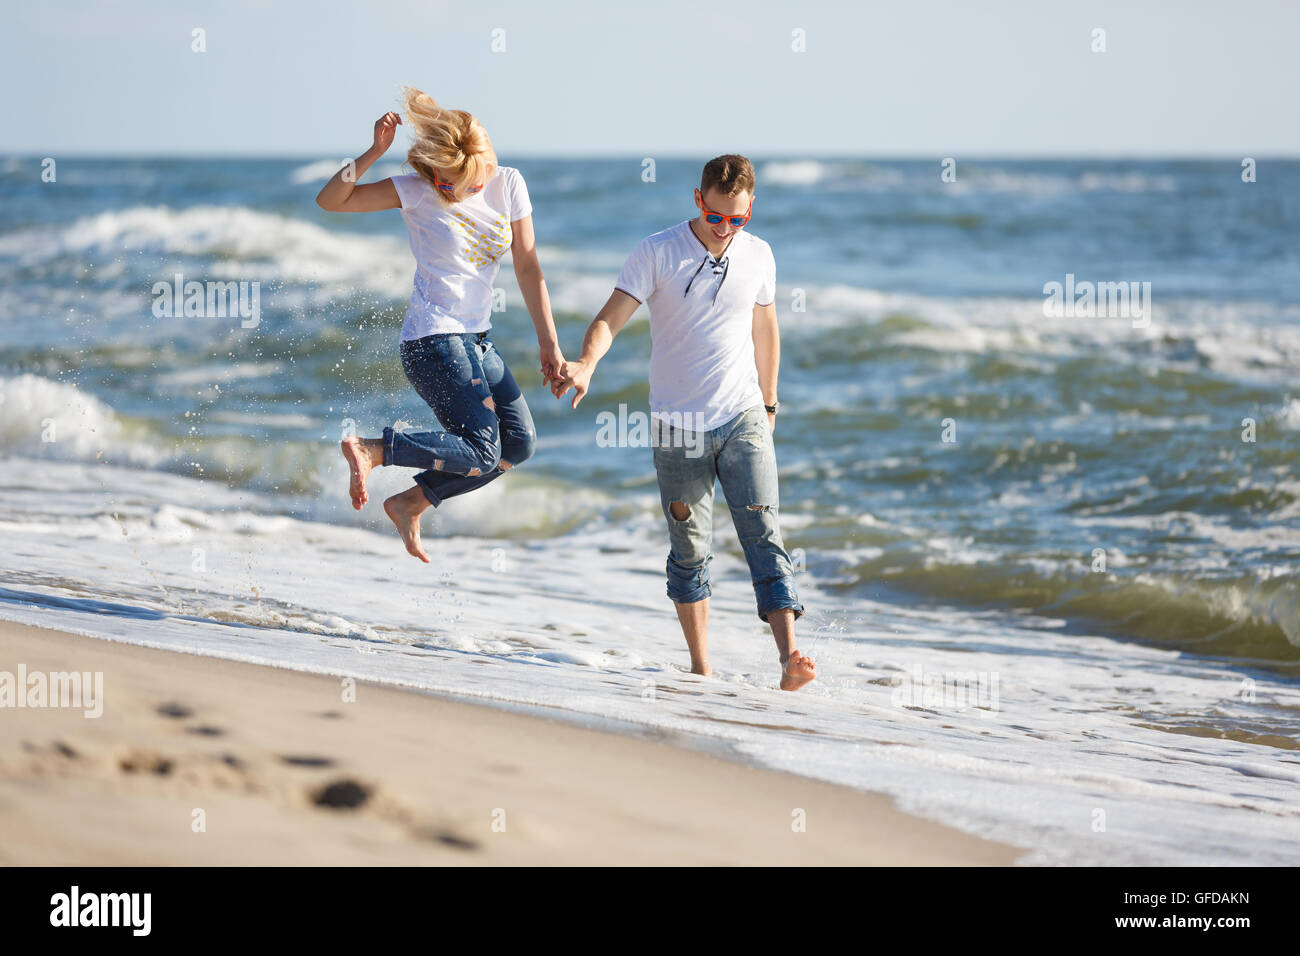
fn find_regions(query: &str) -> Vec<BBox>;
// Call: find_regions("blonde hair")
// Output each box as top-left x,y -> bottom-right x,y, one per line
400,86 -> 496,203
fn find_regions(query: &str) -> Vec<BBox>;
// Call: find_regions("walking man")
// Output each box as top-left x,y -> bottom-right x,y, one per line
553,155 -> 815,690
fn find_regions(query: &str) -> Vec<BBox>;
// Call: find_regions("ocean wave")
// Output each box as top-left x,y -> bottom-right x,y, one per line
757,160 -> 1179,194
1275,397 -> 1300,430
539,272 -> 1300,388
0,373 -> 169,469
0,374 -> 622,540
0,204 -> 412,299
207,410 -> 319,428
779,282 -> 1300,377
289,158 -> 406,184
290,158 -> 348,184
950,168 -> 1178,196
154,361 -> 286,389
2,204 -> 1295,385
760,160 -> 904,189
841,542 -> 1300,666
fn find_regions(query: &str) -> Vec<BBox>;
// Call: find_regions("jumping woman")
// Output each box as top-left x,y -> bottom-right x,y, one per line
317,88 -> 563,561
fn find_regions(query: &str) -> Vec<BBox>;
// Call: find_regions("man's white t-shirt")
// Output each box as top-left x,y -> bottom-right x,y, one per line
391,165 -> 532,341
615,220 -> 775,432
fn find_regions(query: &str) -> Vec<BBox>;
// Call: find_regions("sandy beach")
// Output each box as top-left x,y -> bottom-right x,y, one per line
0,620 -> 1022,865
3,3 -> 1298,881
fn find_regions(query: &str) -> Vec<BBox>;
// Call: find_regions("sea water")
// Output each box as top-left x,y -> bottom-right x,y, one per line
1,156 -> 1298,863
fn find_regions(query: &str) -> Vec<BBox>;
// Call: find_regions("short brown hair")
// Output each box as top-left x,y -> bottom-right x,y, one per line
700,154 -> 756,198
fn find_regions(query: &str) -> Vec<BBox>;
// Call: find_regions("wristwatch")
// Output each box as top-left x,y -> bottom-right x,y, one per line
765,401 -> 780,415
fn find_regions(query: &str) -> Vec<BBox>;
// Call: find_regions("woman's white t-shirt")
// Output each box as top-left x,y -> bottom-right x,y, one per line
391,165 -> 532,341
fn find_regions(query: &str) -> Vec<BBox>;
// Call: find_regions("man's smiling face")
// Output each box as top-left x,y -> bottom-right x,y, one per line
694,186 -> 753,243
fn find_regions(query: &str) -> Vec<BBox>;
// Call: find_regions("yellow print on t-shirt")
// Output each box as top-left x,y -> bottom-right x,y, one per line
451,212 -> 512,268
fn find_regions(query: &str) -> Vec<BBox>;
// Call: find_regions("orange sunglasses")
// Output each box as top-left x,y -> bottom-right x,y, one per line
433,170 -> 484,195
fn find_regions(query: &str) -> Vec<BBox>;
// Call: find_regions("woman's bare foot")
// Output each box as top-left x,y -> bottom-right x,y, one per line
779,651 -> 816,691
691,659 -> 712,677
383,486 -> 431,563
340,437 -> 381,511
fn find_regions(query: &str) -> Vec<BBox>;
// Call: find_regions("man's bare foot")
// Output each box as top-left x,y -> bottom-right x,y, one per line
340,437 -> 380,511
691,659 -> 712,677
383,487 -> 431,563
779,651 -> 816,691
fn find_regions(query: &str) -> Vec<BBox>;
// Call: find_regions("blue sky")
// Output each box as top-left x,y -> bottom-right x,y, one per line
3,0 -> 1297,157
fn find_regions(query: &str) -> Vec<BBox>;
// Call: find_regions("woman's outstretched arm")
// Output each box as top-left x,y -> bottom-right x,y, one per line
510,214 -> 565,387
315,112 -> 401,213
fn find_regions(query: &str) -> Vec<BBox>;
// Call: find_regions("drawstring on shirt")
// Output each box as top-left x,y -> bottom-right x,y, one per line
684,254 -> 729,304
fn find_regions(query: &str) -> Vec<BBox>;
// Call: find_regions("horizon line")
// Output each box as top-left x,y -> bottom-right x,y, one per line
4,150 -> 1297,163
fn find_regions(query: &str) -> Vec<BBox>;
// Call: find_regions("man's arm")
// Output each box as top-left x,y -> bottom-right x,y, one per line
753,301 -> 781,431
552,290 -> 641,409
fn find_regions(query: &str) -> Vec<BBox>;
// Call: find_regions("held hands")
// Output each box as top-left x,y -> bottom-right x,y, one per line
538,341 -> 565,391
373,112 -> 401,154
550,358 -> 593,409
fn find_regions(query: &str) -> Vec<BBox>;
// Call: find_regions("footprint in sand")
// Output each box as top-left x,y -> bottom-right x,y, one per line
312,779 -> 370,809
414,827 -> 479,851
118,751 -> 174,776
280,755 -> 336,768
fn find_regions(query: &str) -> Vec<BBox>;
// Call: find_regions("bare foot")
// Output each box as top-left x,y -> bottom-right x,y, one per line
779,651 -> 816,691
691,659 -> 712,677
383,487 -> 431,563
340,437 -> 379,511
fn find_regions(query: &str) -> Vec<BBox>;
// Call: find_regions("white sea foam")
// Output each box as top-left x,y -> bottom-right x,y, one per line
947,168 -> 1177,196
289,158 -> 405,184
6,203 -> 1296,387
762,160 -> 832,185
154,361 -> 286,389
1273,396 -> 1300,430
207,410 -> 318,428
289,159 -> 350,184
760,160 -> 904,189
0,373 -> 625,540
0,374 -> 168,468
766,281 -> 1300,380
757,161 -> 1177,195
0,205 -> 413,300
2,454 -> 1299,865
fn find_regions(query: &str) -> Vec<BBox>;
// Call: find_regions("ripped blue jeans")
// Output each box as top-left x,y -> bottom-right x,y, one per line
652,404 -> 803,622
383,332 -> 536,506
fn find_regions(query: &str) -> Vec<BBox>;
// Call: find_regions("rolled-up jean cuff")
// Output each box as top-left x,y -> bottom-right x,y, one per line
667,573 -> 711,604
413,472 -> 443,508
756,575 -> 804,621
666,555 -> 711,604
381,426 -> 395,467
669,584 -> 712,604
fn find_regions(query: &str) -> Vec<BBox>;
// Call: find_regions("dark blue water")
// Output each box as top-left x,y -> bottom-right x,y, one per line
2,155 -> 1298,667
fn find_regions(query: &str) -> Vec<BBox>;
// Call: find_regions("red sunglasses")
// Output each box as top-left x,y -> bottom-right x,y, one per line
697,191 -> 753,228
433,170 -> 484,195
